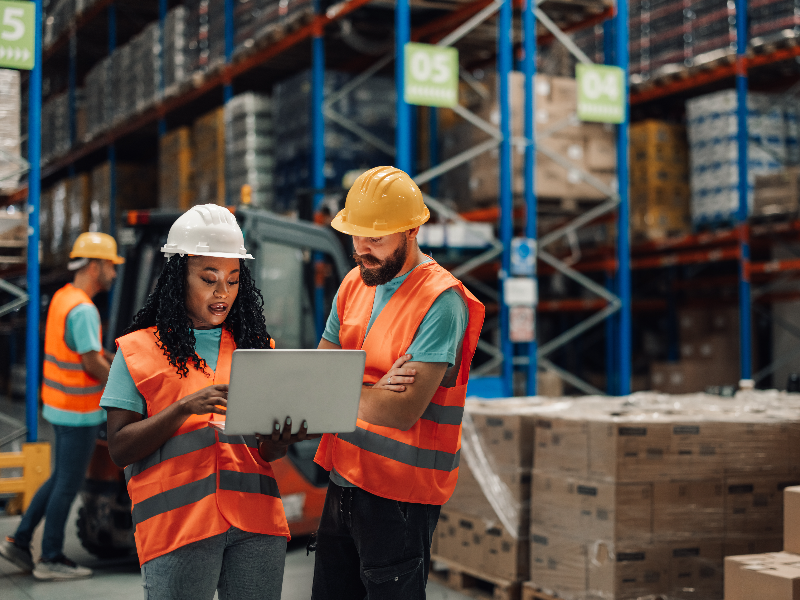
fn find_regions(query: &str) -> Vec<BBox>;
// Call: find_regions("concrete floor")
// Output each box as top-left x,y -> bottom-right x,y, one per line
0,396 -> 470,600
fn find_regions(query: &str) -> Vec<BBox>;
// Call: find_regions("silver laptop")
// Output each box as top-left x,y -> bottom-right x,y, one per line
213,349 -> 366,436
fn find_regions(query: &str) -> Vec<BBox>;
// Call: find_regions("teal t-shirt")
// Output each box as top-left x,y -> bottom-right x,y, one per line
323,260 -> 469,488
100,328 -> 223,416
43,303 -> 107,427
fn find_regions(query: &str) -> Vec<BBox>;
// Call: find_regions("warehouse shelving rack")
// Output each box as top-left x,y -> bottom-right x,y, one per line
18,0 -> 631,438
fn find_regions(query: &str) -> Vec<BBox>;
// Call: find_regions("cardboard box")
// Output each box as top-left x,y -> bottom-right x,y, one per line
584,124 -> 617,172
754,168 -> 800,217
680,334 -> 740,363
786,487 -> 800,555
587,542 -> 670,600
725,474 -> 799,537
724,538 -> 784,558
669,542 -> 724,598
159,127 -> 193,210
531,472 -> 653,542
653,480 -> 725,541
530,528 -> 587,598
725,555 -> 800,600
534,416 -> 590,475
650,360 -> 740,394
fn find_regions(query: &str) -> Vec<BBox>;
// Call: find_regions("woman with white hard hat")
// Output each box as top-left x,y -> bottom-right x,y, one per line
101,204 -> 307,600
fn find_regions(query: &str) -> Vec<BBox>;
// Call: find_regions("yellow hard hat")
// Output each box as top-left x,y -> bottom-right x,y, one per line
69,232 -> 125,264
331,166 -> 430,237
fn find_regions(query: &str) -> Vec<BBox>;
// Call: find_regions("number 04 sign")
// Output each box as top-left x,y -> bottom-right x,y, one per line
404,43 -> 458,108
576,64 -> 625,124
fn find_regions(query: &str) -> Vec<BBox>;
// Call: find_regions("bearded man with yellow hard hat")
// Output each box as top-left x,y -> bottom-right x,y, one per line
0,232 -> 123,581
311,167 -> 485,599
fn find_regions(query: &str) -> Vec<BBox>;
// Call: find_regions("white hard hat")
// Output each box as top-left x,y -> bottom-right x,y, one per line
161,204 -> 254,259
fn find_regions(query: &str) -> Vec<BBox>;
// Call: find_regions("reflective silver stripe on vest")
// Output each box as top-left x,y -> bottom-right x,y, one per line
44,354 -> 85,371
218,433 -> 259,449
42,377 -> 104,395
420,403 -> 464,426
131,473 -> 216,525
124,427 -> 217,482
219,470 -> 280,498
338,427 -> 461,472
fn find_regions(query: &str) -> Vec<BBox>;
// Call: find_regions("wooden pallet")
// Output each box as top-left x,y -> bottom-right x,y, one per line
430,556 -> 522,600
521,584 -> 560,600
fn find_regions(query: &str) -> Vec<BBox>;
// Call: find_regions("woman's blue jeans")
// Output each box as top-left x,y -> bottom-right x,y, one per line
14,423 -> 100,561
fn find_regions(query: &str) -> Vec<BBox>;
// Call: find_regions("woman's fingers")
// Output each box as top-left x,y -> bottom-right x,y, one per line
271,420 -> 282,442
296,420 -> 309,441
281,417 -> 292,443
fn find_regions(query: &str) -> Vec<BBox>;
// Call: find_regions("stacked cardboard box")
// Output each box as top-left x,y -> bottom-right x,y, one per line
159,128 -> 193,211
131,22 -> 162,113
438,73 -> 617,212
193,108 -> 226,206
630,120 -> 690,240
687,90 -> 787,225
650,306 -> 742,394
90,162 -> 157,233
224,93 -> 274,208
164,6 -> 190,95
186,0 -> 225,75
435,399 -> 541,582
42,175 -> 90,267
529,393 -> 800,600
0,70 -> 21,190
723,486 -> 800,599
753,168 -> 800,218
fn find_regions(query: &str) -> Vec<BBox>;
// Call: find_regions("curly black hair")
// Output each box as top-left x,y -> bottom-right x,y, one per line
125,255 -> 272,378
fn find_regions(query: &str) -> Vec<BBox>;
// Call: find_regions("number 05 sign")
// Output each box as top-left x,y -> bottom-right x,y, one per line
0,1 -> 34,70
404,43 -> 458,108
576,64 -> 625,124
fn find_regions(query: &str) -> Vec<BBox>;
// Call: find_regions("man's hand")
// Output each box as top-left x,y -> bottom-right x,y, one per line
371,354 -> 416,392
80,350 -> 111,385
256,417 -> 321,462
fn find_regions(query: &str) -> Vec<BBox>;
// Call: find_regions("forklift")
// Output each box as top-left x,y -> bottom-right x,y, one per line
77,205 -> 353,557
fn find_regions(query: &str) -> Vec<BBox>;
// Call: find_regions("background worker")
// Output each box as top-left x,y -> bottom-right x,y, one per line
0,233 -> 123,580
312,166 -> 485,599
102,204 -> 305,600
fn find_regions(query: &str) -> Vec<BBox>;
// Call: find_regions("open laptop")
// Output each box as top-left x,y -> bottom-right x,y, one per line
211,349 -> 366,436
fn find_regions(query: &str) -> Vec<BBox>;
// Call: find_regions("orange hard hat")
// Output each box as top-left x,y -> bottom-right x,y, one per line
69,232 -> 125,264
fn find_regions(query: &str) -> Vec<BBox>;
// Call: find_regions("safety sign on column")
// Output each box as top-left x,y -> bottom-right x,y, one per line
0,1 -> 34,70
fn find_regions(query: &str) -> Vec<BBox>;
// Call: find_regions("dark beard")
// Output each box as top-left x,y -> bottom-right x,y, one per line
353,240 -> 408,287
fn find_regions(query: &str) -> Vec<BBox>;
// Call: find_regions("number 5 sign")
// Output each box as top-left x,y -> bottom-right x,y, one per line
404,43 -> 458,108
0,1 -> 34,70
576,64 -> 625,124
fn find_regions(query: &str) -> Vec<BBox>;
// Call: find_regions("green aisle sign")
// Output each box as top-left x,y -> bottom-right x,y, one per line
576,64 -> 625,124
404,43 -> 458,108
0,1 -> 34,70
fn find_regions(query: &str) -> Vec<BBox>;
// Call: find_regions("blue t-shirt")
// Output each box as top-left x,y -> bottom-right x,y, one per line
100,328 -> 223,416
43,303 -> 106,427
323,260 -> 469,488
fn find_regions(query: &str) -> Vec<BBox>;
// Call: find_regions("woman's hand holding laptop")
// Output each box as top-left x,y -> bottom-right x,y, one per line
255,417 -> 322,462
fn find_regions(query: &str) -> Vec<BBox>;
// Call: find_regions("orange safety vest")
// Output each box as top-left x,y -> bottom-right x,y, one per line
117,326 -> 290,565
314,260 -> 485,505
42,283 -> 104,414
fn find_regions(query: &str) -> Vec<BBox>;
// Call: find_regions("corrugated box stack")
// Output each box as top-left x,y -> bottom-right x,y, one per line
438,73 -> 617,213
650,306 -> 741,394
131,22 -> 162,113
753,168 -> 800,218
110,44 -> 135,125
159,128 -> 193,211
66,174 -> 90,251
0,70 -> 21,190
90,162 -> 157,233
435,399 -> 541,585
750,0 -> 800,42
84,57 -> 111,140
186,0 -> 225,75
686,90 -> 786,226
224,93 -> 274,208
234,0 -> 315,53
42,92 -> 70,162
272,70 -> 394,212
528,392 -> 800,600
630,120 -> 690,240
164,6 -> 190,95
724,486 -> 800,600
193,108 -> 226,206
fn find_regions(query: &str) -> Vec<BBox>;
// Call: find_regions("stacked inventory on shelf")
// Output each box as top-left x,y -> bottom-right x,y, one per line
224,92 -> 274,208
131,22 -> 162,113
753,168 -> 800,217
438,73 -> 616,213
159,127 -> 193,211
436,399 -> 540,583
749,0 -> 800,42
193,107 -> 226,206
84,57 -> 109,140
89,162 -> 157,234
687,89 -> 787,225
272,70 -> 395,212
234,0 -> 315,54
110,44 -> 135,126
529,392 -> 799,600
41,92 -> 70,162
164,6 -> 191,95
0,70 -> 21,190
650,306 -> 742,394
186,0 -> 226,74
630,120 -> 690,240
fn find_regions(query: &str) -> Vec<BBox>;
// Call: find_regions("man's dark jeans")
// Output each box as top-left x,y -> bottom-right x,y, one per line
311,481 -> 441,600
